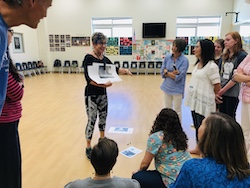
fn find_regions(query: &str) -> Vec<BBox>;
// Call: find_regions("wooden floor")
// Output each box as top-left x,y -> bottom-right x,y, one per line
19,73 -> 241,188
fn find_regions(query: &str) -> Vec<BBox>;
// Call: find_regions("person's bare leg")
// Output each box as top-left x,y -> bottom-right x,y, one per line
100,131 -> 105,139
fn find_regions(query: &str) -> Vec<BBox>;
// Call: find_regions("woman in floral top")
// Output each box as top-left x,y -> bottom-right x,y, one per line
132,108 -> 191,188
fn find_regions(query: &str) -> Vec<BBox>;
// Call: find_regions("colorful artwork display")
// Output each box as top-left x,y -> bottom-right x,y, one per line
106,46 -> 119,55
107,37 -> 119,46
71,37 -> 90,46
242,36 -> 250,54
132,39 -> 172,60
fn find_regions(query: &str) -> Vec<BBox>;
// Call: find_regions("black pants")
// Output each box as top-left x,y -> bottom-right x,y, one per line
218,95 -> 239,120
0,120 -> 21,188
191,111 -> 205,142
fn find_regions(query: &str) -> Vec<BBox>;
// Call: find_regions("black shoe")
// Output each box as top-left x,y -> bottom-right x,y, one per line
86,148 -> 92,159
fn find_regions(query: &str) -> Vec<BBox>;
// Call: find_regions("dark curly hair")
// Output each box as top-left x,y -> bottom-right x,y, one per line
150,108 -> 188,150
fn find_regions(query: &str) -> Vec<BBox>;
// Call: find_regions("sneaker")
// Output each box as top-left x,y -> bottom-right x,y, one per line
86,148 -> 92,159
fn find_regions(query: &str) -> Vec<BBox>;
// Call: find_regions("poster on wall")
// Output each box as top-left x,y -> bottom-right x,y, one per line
49,34 -> 71,52
71,37 -> 90,46
107,37 -> 119,46
12,33 -> 24,53
106,46 -> 119,55
176,37 -> 189,55
242,36 -> 250,54
66,35 -> 71,47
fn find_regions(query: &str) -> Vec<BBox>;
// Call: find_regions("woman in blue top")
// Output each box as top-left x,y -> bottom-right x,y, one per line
171,112 -> 250,188
132,108 -> 191,188
160,38 -> 189,122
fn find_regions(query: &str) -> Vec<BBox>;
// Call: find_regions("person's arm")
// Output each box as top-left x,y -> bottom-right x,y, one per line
166,58 -> 189,82
139,151 -> 154,171
218,80 -> 236,96
6,73 -> 24,101
118,68 -> 132,75
90,80 -> 112,88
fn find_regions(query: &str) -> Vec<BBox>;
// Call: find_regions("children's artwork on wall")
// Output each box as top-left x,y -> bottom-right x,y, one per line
71,37 -> 90,46
120,37 -> 132,46
66,35 -> 71,47
242,36 -> 250,54
140,39 -> 172,60
106,46 -> 119,55
120,46 -> 132,55
206,36 -> 218,42
49,34 -> 71,52
107,37 -> 119,46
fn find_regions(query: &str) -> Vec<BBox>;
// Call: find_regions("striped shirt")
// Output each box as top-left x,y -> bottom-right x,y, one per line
0,73 -> 24,123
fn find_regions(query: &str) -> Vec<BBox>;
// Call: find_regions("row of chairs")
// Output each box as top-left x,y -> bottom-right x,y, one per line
114,61 -> 163,75
15,61 -> 48,77
53,59 -> 83,73
52,59 -> 163,75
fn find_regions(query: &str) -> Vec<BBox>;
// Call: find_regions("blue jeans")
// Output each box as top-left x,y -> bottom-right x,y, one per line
132,170 -> 166,188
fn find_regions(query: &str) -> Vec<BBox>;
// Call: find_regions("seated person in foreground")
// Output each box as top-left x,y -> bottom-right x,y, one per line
132,108 -> 191,188
64,138 -> 140,188
170,112 -> 250,187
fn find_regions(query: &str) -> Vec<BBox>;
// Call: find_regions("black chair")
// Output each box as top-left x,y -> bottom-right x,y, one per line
27,61 -> 37,76
114,61 -> 120,68
122,61 -> 129,69
138,61 -> 146,74
15,62 -> 24,77
80,60 -> 84,73
130,61 -> 138,74
147,61 -> 155,74
22,62 -> 32,77
63,60 -> 71,73
155,61 -> 163,74
37,60 -> 48,74
32,61 -> 41,75
71,60 -> 79,73
53,59 -> 62,73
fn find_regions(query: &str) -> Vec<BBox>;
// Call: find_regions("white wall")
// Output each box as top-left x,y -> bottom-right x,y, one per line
11,0 -> 249,72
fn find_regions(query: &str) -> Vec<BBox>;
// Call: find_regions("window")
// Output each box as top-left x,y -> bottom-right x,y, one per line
92,17 -> 133,38
176,16 -> 221,42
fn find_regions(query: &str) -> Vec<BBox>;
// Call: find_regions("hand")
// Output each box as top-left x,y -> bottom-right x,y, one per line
132,170 -> 139,175
215,94 -> 223,104
124,69 -> 132,76
173,70 -> 180,75
104,81 -> 112,87
163,69 -> 168,77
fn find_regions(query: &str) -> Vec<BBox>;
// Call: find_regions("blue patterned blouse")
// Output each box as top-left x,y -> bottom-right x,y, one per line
170,157 -> 250,188
147,131 -> 191,187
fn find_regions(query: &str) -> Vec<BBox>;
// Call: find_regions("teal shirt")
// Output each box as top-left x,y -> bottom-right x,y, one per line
147,131 -> 191,186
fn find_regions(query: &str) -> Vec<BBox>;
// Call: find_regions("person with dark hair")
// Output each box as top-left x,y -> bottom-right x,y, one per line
170,112 -> 250,187
132,108 -> 191,188
160,38 -> 189,122
214,38 -> 225,65
185,39 -> 221,155
83,32 -> 132,159
216,32 -> 247,119
0,29 -> 24,188
64,138 -> 140,188
0,0 -> 52,114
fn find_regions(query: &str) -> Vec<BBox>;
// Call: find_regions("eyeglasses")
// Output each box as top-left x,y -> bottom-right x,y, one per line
97,42 -> 107,46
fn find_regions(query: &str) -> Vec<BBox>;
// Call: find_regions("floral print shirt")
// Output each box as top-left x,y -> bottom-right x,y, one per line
147,131 -> 191,187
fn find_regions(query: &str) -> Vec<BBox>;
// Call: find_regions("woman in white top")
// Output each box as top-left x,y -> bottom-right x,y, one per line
185,39 -> 221,155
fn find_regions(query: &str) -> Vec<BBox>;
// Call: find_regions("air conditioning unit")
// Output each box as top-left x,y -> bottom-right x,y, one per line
245,0 -> 250,4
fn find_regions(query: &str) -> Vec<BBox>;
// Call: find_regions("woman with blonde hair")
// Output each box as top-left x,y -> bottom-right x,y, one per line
216,32 -> 247,119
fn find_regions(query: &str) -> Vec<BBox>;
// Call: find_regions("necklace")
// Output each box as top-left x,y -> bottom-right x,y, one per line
93,51 -> 103,60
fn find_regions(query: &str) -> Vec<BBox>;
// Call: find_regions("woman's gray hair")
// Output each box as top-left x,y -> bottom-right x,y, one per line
92,32 -> 107,45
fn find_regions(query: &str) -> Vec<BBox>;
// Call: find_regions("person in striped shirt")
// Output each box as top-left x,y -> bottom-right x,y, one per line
0,29 -> 24,188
